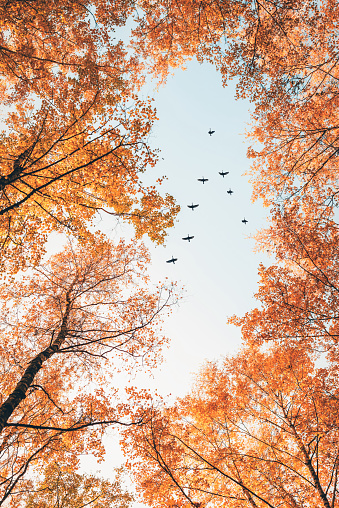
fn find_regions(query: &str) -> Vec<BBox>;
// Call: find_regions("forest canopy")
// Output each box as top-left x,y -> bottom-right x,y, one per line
1,0 -> 339,506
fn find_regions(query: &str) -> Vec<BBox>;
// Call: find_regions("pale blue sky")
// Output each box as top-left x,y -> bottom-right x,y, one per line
101,58 -> 270,397
86,58 -> 272,505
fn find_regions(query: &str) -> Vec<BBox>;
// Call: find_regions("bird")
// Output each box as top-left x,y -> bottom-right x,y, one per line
187,203 -> 199,210
227,189 -> 234,195
219,171 -> 229,177
182,234 -> 194,242
198,177 -> 208,184
242,218 -> 248,224
208,128 -> 215,136
166,256 -> 177,264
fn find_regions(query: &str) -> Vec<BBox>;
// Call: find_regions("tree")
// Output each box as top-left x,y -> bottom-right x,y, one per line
121,199 -> 339,508
0,237 -> 175,506
0,0 -> 179,272
229,201 -> 339,356
247,70 -> 339,213
25,463 -> 133,508
0,0 -> 135,104
115,3 -> 339,506
0,92 -> 179,272
131,0 -> 334,104
123,343 -> 339,508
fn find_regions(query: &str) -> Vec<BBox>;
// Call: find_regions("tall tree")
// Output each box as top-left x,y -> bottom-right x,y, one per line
0,93 -> 178,272
121,200 -> 339,508
131,0 -> 332,101
0,0 -> 179,271
116,3 -> 339,506
123,344 -> 339,508
0,238 -> 175,506
247,66 -> 339,213
230,202 -> 339,355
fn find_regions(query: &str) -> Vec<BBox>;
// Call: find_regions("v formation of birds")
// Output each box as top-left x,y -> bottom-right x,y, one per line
166,129 -> 248,264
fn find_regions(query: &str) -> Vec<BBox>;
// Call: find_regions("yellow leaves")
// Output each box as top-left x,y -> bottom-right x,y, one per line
0,0 -> 179,271
130,192 -> 180,245
0,90 -> 179,270
26,463 -> 134,508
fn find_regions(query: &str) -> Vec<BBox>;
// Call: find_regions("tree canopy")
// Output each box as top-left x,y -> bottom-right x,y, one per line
132,0 -> 339,218
0,0 -> 179,271
0,238 -> 175,505
118,2 -> 339,504
2,0 -> 339,505
25,463 -> 133,508
123,341 -> 339,508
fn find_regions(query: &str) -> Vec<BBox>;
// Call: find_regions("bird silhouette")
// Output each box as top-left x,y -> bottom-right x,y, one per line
166,256 -> 178,264
219,171 -> 229,177
227,189 -> 234,195
182,234 -> 194,242
188,203 -> 199,210
208,129 -> 215,136
198,177 -> 208,184
242,218 -> 248,224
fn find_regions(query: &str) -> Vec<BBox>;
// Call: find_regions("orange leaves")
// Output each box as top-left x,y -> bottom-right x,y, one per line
132,0 -> 339,222
124,343 -> 339,508
4,0 -> 339,507
0,1 -> 179,271
0,0 -> 136,103
0,238 -> 176,505
115,2 -> 339,508
25,463 -> 133,508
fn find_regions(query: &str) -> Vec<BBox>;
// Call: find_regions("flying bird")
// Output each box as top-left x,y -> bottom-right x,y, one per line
208,129 -> 215,136
198,177 -> 208,184
227,189 -> 234,195
166,256 -> 178,264
242,218 -> 248,224
219,171 -> 229,177
182,234 -> 194,242
188,203 -> 199,210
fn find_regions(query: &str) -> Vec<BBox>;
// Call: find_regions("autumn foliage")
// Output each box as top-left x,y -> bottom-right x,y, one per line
132,0 -> 339,218
2,0 -> 339,505
0,238 -> 174,505
0,0 -> 182,503
122,204 -> 339,508
0,0 -> 179,272
124,342 -> 339,508
115,1 -> 339,507
25,463 -> 133,508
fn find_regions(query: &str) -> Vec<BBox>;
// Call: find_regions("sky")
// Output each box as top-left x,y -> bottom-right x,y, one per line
78,58 -> 272,504
104,58 -> 271,396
